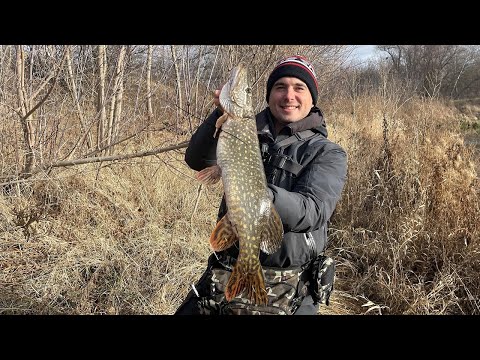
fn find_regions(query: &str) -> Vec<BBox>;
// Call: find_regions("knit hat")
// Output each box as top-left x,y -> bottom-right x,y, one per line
266,55 -> 318,104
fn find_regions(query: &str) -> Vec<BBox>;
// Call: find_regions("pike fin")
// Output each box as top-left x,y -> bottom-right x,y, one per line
209,214 -> 238,252
196,165 -> 221,185
213,113 -> 229,138
225,261 -> 268,305
260,204 -> 284,254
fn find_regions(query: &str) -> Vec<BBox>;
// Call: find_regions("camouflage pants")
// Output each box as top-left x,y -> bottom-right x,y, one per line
174,253 -> 335,315
197,266 -> 307,315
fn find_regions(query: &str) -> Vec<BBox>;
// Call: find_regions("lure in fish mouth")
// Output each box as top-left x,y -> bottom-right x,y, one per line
196,63 -> 284,305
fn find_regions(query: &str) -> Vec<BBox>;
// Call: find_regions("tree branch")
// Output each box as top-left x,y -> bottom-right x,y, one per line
1,141 -> 190,187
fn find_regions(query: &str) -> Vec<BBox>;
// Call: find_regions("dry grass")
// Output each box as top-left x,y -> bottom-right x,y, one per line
1,95 -> 480,314
325,95 -> 480,314
0,150 -> 222,314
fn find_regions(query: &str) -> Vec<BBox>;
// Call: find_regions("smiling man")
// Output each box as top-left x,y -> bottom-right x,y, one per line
175,55 -> 348,315
266,56 -> 318,134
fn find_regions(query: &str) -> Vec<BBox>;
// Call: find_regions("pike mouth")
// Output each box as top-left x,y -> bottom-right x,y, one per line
219,64 -> 251,116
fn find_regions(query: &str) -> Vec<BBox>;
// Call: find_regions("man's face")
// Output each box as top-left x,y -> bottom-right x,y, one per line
268,77 -> 313,126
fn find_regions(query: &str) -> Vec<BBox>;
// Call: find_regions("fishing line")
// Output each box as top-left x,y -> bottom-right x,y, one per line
218,129 -> 246,145
218,120 -> 258,145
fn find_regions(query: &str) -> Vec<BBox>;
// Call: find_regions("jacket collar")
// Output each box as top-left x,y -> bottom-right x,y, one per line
256,106 -> 328,141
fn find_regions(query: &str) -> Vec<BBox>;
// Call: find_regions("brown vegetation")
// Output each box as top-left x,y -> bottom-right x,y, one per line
1,45 -> 479,314
324,96 -> 480,314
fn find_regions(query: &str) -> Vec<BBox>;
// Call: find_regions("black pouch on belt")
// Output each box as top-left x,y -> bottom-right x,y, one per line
310,255 -> 336,306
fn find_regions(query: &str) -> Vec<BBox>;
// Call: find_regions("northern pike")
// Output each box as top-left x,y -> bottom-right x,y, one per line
197,63 -> 284,305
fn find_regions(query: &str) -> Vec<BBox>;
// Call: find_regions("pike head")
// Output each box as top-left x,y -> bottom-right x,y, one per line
219,63 -> 254,119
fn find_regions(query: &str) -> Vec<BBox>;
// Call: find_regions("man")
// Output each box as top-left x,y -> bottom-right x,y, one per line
175,55 -> 347,315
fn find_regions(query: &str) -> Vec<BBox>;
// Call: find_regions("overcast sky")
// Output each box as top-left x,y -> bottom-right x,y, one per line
351,45 -> 377,61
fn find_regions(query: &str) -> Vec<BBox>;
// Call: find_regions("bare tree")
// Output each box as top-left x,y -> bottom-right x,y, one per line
15,45 -> 34,174
170,45 -> 183,134
107,45 -> 127,155
65,45 -> 92,153
146,45 -> 153,124
1,44 -> 355,182
377,45 -> 480,99
96,45 -> 107,154
14,45 -> 66,176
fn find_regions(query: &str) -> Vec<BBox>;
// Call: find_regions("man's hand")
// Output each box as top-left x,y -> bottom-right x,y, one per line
213,88 -> 221,108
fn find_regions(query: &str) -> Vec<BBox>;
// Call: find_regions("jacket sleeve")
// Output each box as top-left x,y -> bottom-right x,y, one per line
184,108 -> 222,171
268,143 -> 347,233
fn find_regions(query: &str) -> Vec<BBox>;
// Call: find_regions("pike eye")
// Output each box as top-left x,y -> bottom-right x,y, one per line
246,87 -> 252,94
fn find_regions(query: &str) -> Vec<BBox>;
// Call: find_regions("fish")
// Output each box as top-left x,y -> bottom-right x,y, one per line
196,63 -> 284,305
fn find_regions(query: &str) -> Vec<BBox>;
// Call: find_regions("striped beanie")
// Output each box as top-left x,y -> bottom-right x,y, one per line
266,55 -> 318,104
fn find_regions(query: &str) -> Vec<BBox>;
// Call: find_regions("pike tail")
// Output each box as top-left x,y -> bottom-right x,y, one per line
225,261 -> 268,305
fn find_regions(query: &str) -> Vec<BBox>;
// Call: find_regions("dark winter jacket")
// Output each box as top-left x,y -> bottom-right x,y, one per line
185,106 -> 347,269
